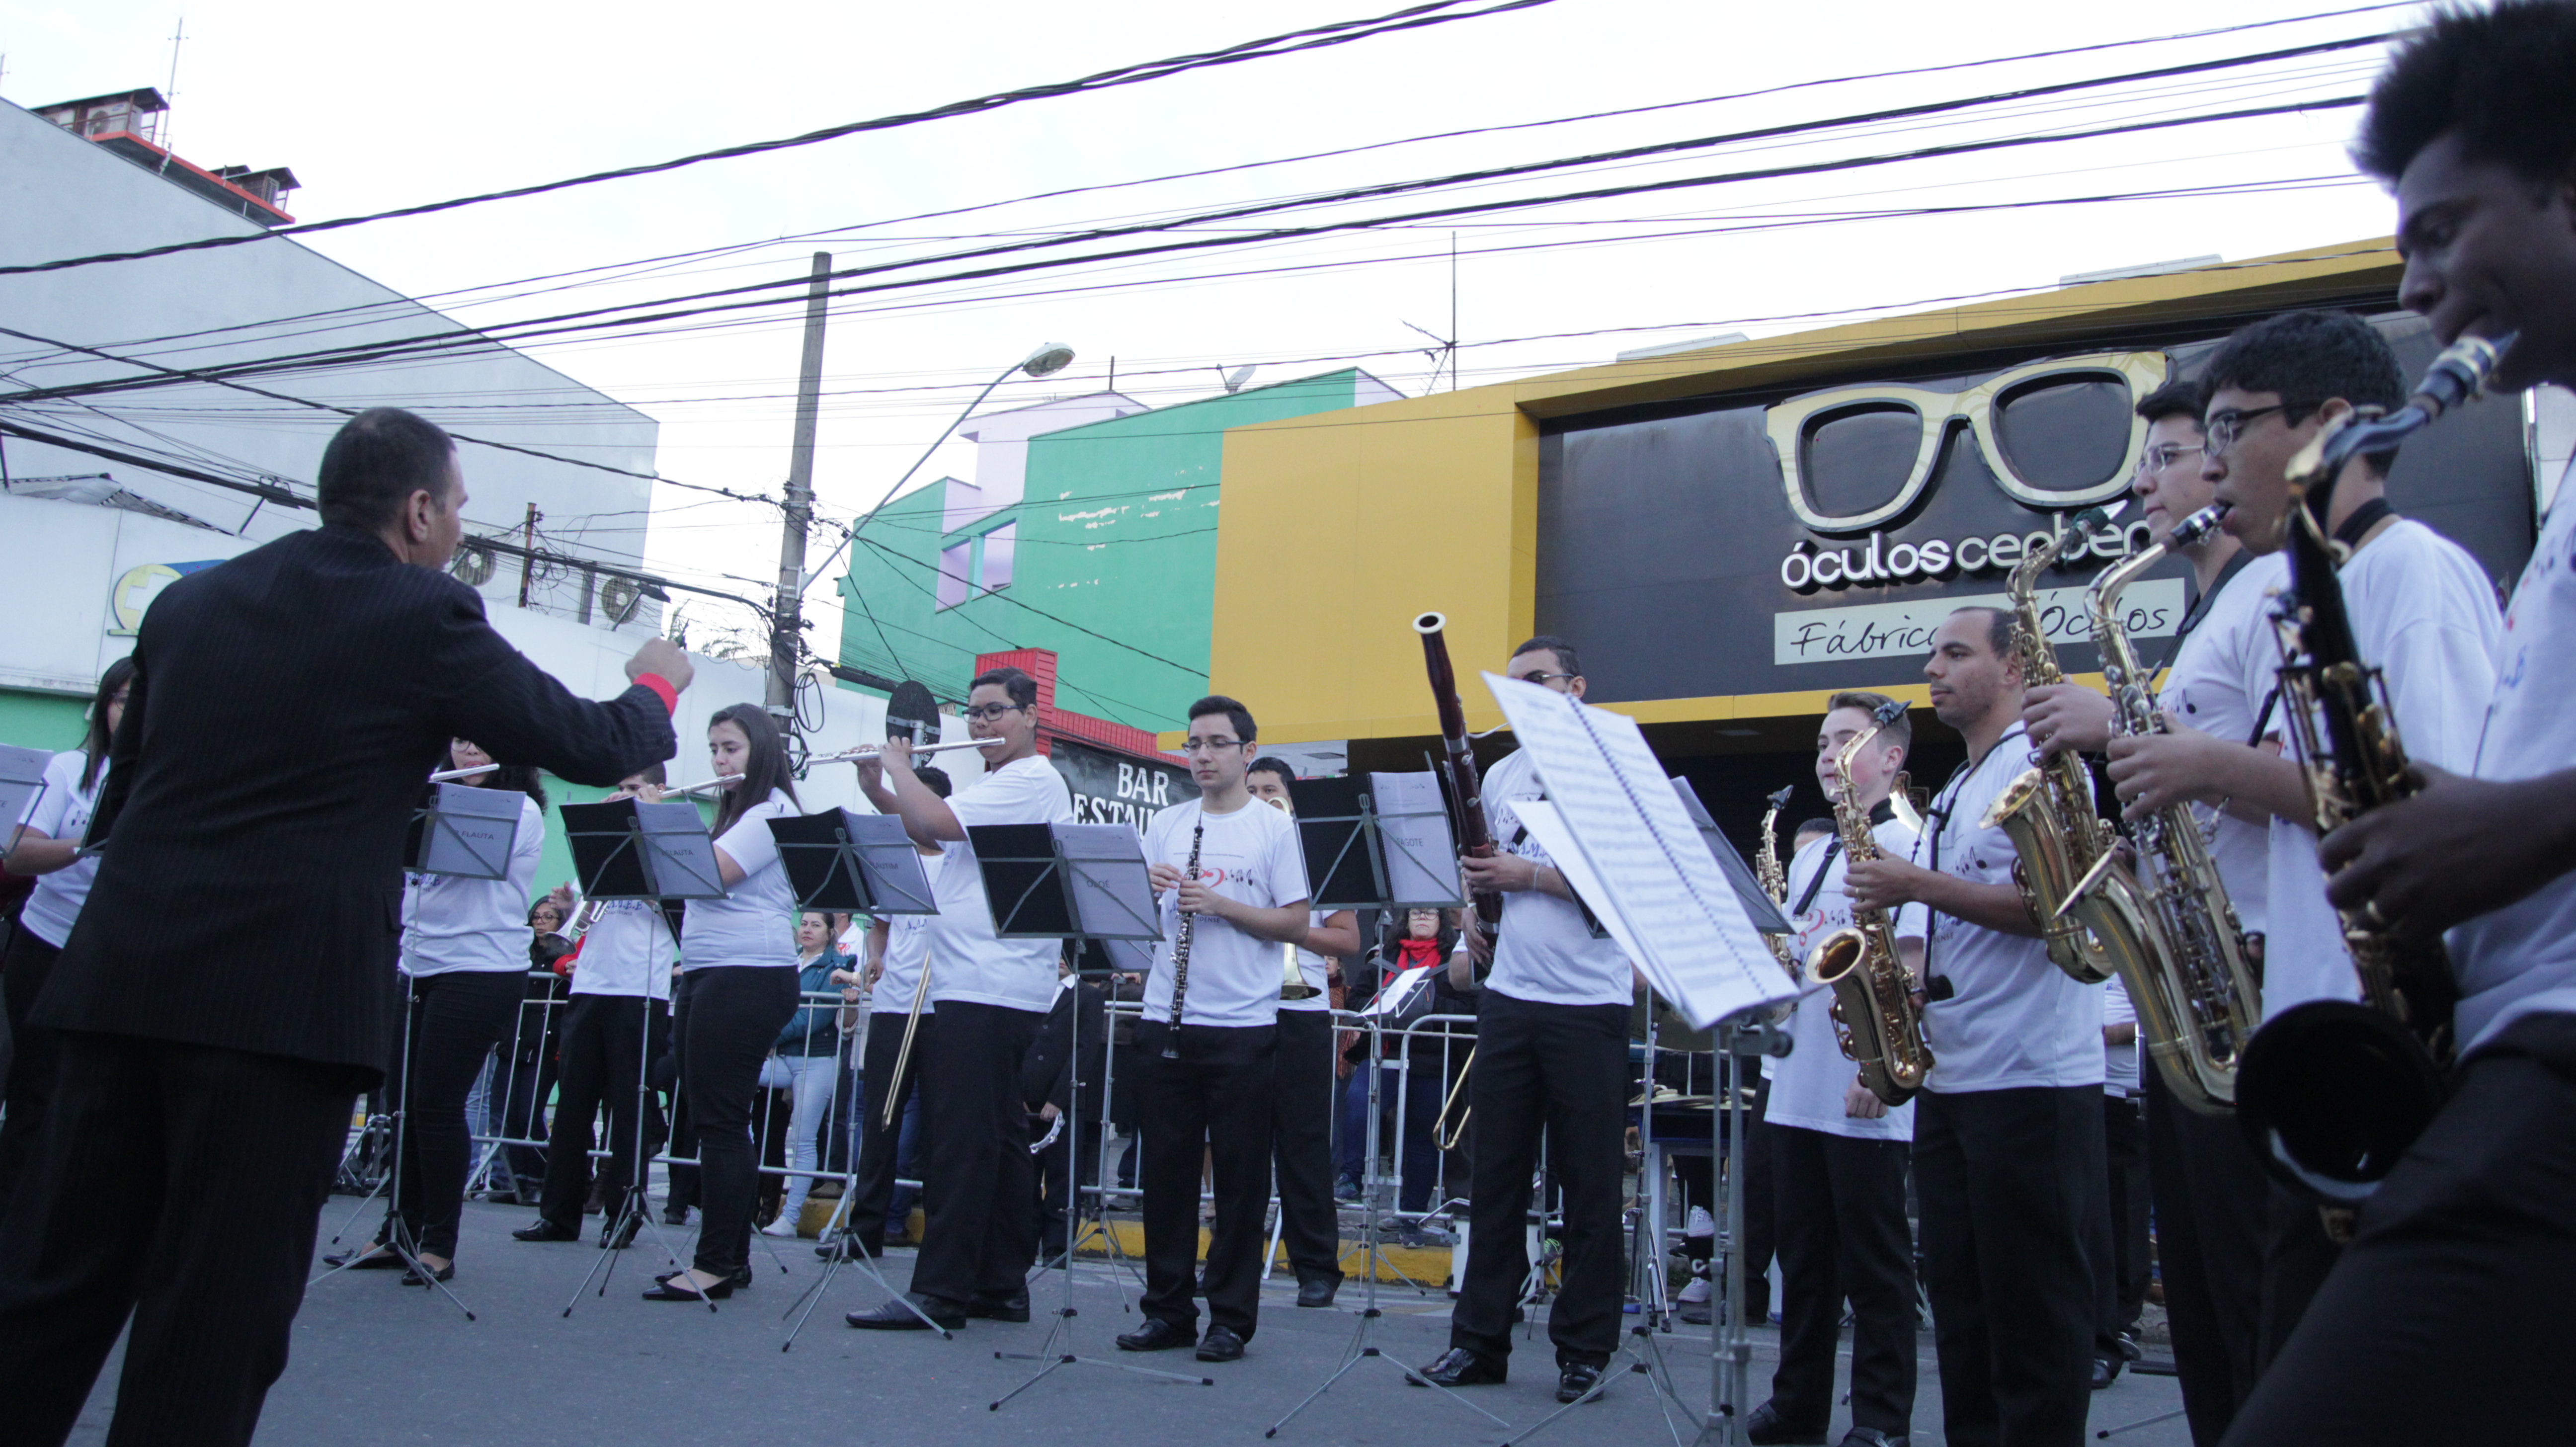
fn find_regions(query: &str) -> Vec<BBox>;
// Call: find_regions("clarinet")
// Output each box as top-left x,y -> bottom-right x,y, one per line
1161,817 -> 1206,1059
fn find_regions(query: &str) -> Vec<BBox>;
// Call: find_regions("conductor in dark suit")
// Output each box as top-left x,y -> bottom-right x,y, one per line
0,407 -> 689,1447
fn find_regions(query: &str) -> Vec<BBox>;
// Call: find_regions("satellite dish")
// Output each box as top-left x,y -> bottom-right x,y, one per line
1220,365 -> 1256,393
451,541 -> 495,588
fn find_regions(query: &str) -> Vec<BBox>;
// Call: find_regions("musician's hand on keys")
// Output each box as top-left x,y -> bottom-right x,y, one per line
1843,855 -> 1930,914
879,736 -> 915,773
2022,684 -> 2115,759
1148,862 -> 1185,896
624,637 -> 695,695
2104,722 -> 2228,820
1459,851 -> 1539,894
1844,1077 -> 1889,1120
1175,877 -> 1224,917
2322,765 -> 2557,940
1462,912 -> 1494,966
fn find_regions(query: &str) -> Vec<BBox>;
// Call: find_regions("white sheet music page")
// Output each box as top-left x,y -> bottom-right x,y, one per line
1480,671 -> 1796,1028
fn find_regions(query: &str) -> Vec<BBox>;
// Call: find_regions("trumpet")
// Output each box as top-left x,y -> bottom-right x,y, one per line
1260,793 -> 1323,1002
668,736 -> 1003,797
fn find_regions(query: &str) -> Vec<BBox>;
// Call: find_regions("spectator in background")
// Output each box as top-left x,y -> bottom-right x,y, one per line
1336,908 -> 1458,1234
0,659 -> 135,1211
759,910 -> 851,1238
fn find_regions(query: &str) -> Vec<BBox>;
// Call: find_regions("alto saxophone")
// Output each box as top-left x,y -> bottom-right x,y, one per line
1805,699 -> 1933,1106
2058,504 -> 2264,1113
1980,523 -> 2118,983
1754,784 -> 1799,981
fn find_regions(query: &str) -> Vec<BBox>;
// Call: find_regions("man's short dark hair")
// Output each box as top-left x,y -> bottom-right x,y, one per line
1825,690 -> 1913,754
1511,635 -> 1582,677
1948,605 -> 2017,663
1188,695 -> 1257,744
1792,817 -> 1836,841
2134,380 -> 2205,428
317,408 -> 457,532
969,666 -> 1039,711
2355,0 -> 2576,184
916,764 -> 953,800
624,760 -> 668,786
1248,757 -> 1295,786
2201,311 -> 2405,419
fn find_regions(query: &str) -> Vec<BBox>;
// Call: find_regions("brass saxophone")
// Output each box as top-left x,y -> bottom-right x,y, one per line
1980,523 -> 2118,983
2058,504 -> 2263,1113
2233,333 -> 2511,1206
1754,784 -> 1799,980
1805,699 -> 1933,1106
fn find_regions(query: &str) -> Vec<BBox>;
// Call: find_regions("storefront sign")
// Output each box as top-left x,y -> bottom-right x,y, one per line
1772,580 -> 2184,666
1051,737 -> 1191,832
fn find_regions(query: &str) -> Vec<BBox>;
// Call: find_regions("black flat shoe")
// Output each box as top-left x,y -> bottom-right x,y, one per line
1745,1401 -> 1828,1446
1557,1361 -> 1606,1404
1294,1268 -> 1342,1308
642,1274 -> 732,1302
1410,1347 -> 1506,1387
1196,1324 -> 1246,1363
400,1262 -> 455,1286
512,1219 -> 580,1243
966,1291 -> 1031,1323
323,1247 -> 403,1271
1116,1317 -> 1197,1352
655,1266 -> 751,1289
846,1293 -> 966,1331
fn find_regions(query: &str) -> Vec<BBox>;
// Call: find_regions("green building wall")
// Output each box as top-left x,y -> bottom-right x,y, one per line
835,370 -> 1383,732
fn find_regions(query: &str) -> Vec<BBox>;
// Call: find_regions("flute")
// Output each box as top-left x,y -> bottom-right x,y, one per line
666,736 -> 1004,797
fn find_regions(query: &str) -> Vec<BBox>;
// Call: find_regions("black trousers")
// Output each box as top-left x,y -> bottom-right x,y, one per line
380,969 -> 519,1260
1271,1007 -> 1340,1279
1134,1020 -> 1277,1338
670,966 -> 798,1278
1449,991 -> 1629,1369
536,994 -> 669,1232
912,999 -> 1043,1306
1768,1123 -> 1917,1437
0,1033 -> 359,1447
1913,1085 -> 2101,1447
2098,1094 -> 2150,1348
2255,1178 -> 2338,1375
1033,1099 -> 1097,1263
849,1010 -> 931,1255
2222,1014 -> 2576,1445
0,929 -> 65,1212
2144,1065 -> 2266,1447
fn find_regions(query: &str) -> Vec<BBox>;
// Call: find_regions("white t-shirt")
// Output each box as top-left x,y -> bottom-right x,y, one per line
1281,909 -> 1335,1014
873,890 -> 939,1017
2452,460 -> 2576,1052
2160,550 -> 2290,936
1761,817 -> 1922,1141
682,789 -> 799,972
13,750 -> 107,950
1910,726 -> 2105,1093
1478,748 -> 1635,1008
928,754 -> 1077,1013
570,899 -> 676,1001
1140,796 -> 1312,1030
401,794 -> 546,976
2103,974 -> 2141,1098
2250,520 -> 2500,1016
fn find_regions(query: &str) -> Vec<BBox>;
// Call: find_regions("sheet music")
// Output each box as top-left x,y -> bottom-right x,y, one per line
1481,672 -> 1796,1029
1,744 -> 53,841
1368,771 -> 1465,907
1055,823 -> 1164,942
1364,964 -> 1439,1019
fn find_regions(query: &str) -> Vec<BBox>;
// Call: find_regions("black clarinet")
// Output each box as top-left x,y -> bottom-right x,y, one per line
1161,818 -> 1205,1059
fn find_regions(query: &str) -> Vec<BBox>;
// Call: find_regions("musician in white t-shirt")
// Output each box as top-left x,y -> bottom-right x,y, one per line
2226,27 -> 2576,1439
847,666 -> 1074,1333
1115,698 -> 1312,1365
2019,381 -> 2274,1444
1846,608 -> 2103,1447
1245,757 -> 1361,1311
1743,692 -> 1923,1447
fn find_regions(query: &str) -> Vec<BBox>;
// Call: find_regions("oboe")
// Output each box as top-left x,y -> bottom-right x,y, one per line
1161,818 -> 1206,1059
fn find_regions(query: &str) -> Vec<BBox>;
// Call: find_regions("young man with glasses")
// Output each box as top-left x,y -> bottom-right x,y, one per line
845,666 -> 1075,1332
2018,381 -> 2280,1445
2222,8 -> 2576,1439
1416,636 -> 1640,1407
1113,696 -> 1314,1364
2098,310 -> 2499,1392
1246,757 -> 1362,1310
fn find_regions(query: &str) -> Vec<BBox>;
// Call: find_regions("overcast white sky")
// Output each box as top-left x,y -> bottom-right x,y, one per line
2,0 -> 2418,655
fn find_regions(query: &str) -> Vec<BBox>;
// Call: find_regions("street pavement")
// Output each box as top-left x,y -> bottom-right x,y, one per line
64,1200 -> 2192,1446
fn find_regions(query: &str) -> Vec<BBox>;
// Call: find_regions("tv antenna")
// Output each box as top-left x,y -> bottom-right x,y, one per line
1400,233 -> 1463,393
157,17 -> 187,175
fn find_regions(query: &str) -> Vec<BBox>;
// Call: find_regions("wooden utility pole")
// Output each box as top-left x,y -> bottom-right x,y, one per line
768,252 -> 832,713
516,502 -> 539,607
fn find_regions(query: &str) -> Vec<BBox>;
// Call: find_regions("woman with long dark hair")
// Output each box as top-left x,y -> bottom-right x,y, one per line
324,740 -> 547,1284
0,658 -> 135,1209
646,703 -> 803,1301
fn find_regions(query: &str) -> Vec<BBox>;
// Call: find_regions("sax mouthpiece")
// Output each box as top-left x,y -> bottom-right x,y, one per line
2072,506 -> 2116,534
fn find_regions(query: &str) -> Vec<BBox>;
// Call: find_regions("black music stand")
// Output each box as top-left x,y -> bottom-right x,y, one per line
969,822 -> 1211,1409
0,745 -> 50,851
405,783 -> 526,881
1671,780 -> 1793,938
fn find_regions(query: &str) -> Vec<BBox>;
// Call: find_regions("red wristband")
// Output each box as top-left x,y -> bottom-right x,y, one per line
636,673 -> 679,714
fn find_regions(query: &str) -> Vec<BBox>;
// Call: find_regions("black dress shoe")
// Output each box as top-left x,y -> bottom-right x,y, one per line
1116,1317 -> 1197,1352
1410,1347 -> 1506,1387
846,1293 -> 966,1330
400,1262 -> 455,1286
2091,1356 -> 2121,1390
512,1219 -> 580,1243
1557,1362 -> 1606,1404
966,1291 -> 1031,1323
662,1203 -> 691,1226
1744,1401 -> 1828,1446
600,1215 -> 640,1251
1293,1268 -> 1342,1308
1837,1430 -> 1909,1447
323,1247 -> 404,1271
1196,1324 -> 1246,1363
642,1274 -> 732,1302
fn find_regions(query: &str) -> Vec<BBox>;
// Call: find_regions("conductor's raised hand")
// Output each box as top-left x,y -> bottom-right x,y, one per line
624,637 -> 695,695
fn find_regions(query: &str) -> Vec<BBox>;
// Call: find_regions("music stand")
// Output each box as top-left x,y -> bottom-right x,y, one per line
405,783 -> 526,880
970,822 -> 1213,1409
0,745 -> 50,853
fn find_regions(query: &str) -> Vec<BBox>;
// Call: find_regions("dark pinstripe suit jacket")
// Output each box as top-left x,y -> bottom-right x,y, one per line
38,524 -> 678,1079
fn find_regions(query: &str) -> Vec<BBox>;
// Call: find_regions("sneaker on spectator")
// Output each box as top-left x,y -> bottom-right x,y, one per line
1685,1206 -> 1716,1241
